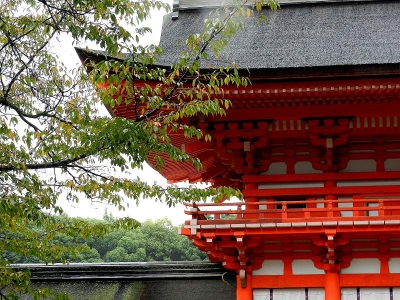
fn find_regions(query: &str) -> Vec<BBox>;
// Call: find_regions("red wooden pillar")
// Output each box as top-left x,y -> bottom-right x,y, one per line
237,273 -> 253,300
325,273 -> 341,300
353,195 -> 365,217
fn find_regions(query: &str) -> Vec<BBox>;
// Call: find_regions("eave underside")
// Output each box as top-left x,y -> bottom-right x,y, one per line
112,74 -> 400,186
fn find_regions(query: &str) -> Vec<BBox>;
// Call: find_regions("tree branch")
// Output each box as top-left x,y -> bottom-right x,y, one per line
134,1 -> 248,123
0,145 -> 110,172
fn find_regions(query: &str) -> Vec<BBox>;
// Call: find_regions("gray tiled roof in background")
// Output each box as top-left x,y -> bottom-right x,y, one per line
159,1 -> 400,69
14,262 -> 236,300
177,0 -> 377,9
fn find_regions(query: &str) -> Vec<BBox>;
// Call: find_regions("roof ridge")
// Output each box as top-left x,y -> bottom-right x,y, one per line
175,0 -> 379,11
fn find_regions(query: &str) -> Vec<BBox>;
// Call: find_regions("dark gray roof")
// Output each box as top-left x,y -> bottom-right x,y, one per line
14,262 -> 236,300
23,280 -> 235,300
12,262 -> 230,281
176,0 -> 378,10
159,1 -> 400,69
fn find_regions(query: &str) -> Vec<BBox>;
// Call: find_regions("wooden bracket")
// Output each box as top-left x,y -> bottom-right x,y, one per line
239,269 -> 246,288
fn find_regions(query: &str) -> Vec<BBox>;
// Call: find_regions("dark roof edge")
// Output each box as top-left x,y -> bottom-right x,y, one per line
11,262 -> 232,282
176,0 -> 381,10
76,48 -> 400,84
246,63 -> 400,81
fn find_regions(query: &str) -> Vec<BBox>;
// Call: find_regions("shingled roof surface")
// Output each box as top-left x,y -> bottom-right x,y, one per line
158,0 -> 400,69
14,262 -> 236,300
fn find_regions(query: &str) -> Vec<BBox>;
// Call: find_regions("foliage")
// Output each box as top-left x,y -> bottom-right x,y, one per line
0,0 -> 278,298
2,217 -> 207,263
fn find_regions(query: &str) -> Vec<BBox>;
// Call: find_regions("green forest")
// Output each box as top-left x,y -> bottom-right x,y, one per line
2,215 -> 207,264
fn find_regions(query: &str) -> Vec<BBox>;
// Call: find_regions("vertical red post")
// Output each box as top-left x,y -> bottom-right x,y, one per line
324,180 -> 338,217
237,273 -> 253,300
245,183 -> 259,219
325,273 -> 341,300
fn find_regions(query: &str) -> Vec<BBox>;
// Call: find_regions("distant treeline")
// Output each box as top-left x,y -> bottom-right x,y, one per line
2,215 -> 207,263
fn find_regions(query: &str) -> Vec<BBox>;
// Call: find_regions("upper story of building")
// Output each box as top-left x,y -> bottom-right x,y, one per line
171,0 -> 400,274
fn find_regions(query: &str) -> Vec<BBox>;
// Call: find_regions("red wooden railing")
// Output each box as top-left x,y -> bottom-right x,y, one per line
184,198 -> 400,224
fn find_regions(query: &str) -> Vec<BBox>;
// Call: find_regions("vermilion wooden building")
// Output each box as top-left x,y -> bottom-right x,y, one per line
78,0 -> 400,299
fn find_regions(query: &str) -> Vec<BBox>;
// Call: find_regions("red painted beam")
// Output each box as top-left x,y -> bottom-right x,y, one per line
242,171 -> 400,183
243,185 -> 400,198
252,275 -> 324,288
341,274 -> 400,287
207,102 -> 400,122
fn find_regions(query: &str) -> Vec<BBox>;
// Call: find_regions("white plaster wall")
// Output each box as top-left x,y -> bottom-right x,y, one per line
340,160 -> 376,173
255,288 -> 392,300
254,288 -> 324,300
389,257 -> 400,273
367,202 -> 379,217
316,197 -> 324,208
337,180 -> 400,187
340,258 -> 380,274
273,289 -> 304,300
259,199 -> 266,210
294,161 -> 323,174
253,289 -> 271,300
253,260 -> 284,275
385,158 -> 400,171
360,288 -> 390,299
341,288 -> 357,300
308,288 -> 324,300
291,260 -> 324,275
338,197 -> 353,217
254,287 -> 392,300
393,287 -> 400,298
253,288 -> 308,300
261,162 -> 287,175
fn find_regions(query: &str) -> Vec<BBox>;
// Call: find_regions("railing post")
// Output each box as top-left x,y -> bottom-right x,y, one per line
237,204 -> 243,220
327,200 -> 333,217
353,195 -> 364,217
237,272 -> 253,300
282,201 -> 287,219
305,197 -> 315,218
379,200 -> 384,216
245,183 -> 259,219
324,180 -> 338,217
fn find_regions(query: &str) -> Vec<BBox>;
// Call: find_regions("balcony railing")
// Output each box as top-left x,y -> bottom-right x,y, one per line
184,198 -> 400,224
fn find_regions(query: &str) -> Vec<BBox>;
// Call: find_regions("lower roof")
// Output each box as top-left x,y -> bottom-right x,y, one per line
14,262 -> 236,300
12,262 -> 230,281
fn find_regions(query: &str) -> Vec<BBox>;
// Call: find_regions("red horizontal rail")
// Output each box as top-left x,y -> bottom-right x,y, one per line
184,198 -> 397,207
242,171 -> 400,183
243,185 -> 400,198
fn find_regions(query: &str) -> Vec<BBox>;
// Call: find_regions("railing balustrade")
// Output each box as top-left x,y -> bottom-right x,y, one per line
184,198 -> 400,223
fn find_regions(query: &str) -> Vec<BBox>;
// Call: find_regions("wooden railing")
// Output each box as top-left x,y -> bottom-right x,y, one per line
184,198 -> 400,224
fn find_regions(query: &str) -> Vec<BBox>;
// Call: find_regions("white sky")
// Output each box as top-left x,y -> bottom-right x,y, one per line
61,164 -> 191,225
56,0 -> 196,225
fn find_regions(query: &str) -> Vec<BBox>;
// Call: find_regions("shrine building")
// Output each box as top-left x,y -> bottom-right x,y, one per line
77,0 -> 400,299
